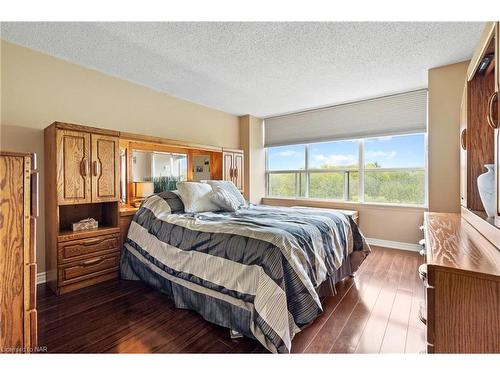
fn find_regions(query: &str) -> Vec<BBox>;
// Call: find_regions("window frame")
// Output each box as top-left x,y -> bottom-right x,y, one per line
265,133 -> 427,207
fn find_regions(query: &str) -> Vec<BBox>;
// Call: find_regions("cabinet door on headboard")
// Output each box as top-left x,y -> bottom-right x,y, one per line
233,152 -> 244,192
91,134 -> 120,203
497,22 -> 500,217
460,84 -> 468,208
56,129 -> 92,205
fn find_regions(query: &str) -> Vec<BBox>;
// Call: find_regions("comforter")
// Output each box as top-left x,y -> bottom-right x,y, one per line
120,194 -> 370,353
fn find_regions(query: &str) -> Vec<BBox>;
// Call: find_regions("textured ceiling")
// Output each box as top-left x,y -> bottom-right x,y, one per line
0,22 -> 484,117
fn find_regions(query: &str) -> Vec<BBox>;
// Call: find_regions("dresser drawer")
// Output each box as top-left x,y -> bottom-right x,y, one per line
59,252 -> 120,284
58,234 -> 119,263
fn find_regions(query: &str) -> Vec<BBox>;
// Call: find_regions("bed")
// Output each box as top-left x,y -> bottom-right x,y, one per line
120,192 -> 370,353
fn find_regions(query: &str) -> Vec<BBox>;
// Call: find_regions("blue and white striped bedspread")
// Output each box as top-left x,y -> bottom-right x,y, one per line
121,195 -> 370,353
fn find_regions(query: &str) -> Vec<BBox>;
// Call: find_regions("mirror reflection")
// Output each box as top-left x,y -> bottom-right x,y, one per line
132,150 -> 187,193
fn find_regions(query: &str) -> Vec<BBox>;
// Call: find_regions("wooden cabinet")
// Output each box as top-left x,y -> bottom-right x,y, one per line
422,213 -> 499,353
461,23 -> 496,212
460,22 -> 500,234
91,134 -> 120,203
459,84 -> 468,207
56,129 -> 91,205
497,23 -> 500,217
222,149 -> 244,192
53,125 -> 119,205
0,152 -> 38,353
119,208 -> 137,253
45,122 -> 121,295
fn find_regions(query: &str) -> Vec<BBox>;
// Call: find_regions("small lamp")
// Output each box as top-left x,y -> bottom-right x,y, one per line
133,181 -> 154,207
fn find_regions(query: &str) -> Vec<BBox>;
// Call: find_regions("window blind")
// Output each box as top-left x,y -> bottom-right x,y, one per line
264,89 -> 427,147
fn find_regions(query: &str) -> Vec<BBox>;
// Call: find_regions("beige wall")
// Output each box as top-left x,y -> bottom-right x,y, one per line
428,61 -> 469,213
0,41 -> 239,147
1,40 -> 240,274
239,115 -> 266,204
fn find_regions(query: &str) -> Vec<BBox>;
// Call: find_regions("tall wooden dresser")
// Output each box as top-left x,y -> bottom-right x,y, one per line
421,213 -> 499,353
0,152 -> 38,353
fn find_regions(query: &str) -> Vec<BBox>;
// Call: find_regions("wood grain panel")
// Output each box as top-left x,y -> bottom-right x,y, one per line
91,134 -> 120,202
54,122 -> 119,137
59,252 -> 120,284
460,83 -> 468,207
223,152 -> 233,183
424,213 -> 500,277
433,270 -> 499,353
119,214 -> 134,252
233,152 -> 244,191
44,125 -> 59,292
119,131 -> 223,152
466,69 -> 495,211
58,234 -> 119,263
0,155 -> 25,351
497,23 -> 500,218
423,212 -> 500,353
56,129 -> 91,205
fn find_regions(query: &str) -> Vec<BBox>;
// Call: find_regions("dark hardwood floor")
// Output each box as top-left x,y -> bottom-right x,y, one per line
37,246 -> 426,353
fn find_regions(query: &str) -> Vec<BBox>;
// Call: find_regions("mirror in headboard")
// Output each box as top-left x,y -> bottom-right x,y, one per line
131,149 -> 188,193
119,138 -> 224,207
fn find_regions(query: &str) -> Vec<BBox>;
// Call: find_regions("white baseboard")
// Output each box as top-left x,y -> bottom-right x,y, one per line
37,272 -> 46,285
34,238 -> 419,284
366,238 -> 421,252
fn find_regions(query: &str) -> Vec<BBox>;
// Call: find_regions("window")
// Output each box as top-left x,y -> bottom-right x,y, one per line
363,134 -> 425,204
265,133 -> 426,206
267,144 -> 306,171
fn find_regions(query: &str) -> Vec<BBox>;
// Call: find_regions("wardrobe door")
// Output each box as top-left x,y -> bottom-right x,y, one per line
223,152 -> 234,183
0,155 -> 29,352
56,129 -> 91,205
497,22 -> 500,216
460,84 -> 468,207
233,152 -> 244,192
91,134 -> 120,203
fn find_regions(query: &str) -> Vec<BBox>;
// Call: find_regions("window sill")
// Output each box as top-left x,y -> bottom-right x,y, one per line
261,196 -> 428,212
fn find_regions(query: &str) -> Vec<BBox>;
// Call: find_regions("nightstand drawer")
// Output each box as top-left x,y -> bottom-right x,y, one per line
58,233 -> 119,263
59,252 -> 120,284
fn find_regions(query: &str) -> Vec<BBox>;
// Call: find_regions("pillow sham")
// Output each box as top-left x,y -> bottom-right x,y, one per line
176,182 -> 219,213
206,180 -> 246,207
156,190 -> 185,213
209,186 -> 240,212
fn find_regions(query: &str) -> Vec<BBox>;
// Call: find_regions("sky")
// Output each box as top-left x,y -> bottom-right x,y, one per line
267,133 -> 425,170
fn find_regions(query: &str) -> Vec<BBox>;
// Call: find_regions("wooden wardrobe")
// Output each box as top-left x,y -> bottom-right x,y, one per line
45,122 -> 120,295
0,151 -> 38,353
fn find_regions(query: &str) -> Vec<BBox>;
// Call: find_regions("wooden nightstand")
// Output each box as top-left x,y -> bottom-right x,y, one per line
119,205 -> 139,252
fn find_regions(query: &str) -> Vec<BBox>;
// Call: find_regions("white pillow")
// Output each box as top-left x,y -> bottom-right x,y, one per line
206,180 -> 246,207
176,182 -> 219,213
210,186 -> 240,212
